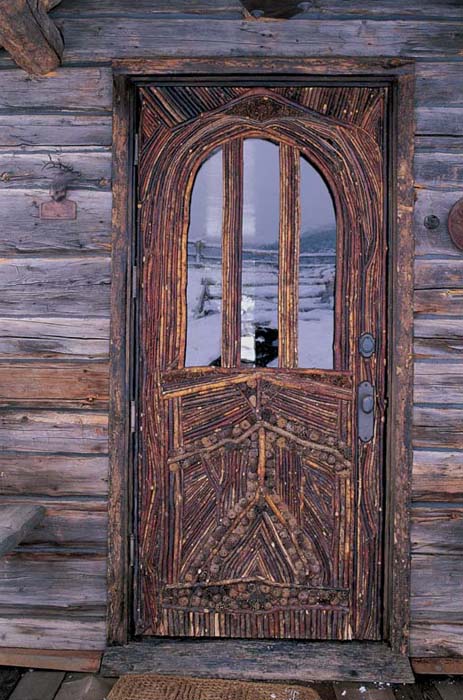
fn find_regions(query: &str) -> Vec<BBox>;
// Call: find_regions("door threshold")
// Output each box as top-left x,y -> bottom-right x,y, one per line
102,640 -> 414,684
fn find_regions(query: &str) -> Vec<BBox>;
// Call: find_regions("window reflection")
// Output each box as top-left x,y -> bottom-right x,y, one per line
241,139 -> 280,367
185,147 -> 223,367
298,155 -> 336,369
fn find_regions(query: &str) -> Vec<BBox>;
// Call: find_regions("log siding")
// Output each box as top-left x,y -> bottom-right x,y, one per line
0,0 -> 461,658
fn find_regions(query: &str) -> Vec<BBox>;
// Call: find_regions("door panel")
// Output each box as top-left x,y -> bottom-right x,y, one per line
136,85 -> 387,640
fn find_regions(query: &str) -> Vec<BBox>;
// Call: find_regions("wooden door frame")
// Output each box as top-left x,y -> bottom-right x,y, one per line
108,57 -> 415,655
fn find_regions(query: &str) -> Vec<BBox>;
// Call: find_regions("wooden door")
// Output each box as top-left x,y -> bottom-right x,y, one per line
136,85 -> 388,641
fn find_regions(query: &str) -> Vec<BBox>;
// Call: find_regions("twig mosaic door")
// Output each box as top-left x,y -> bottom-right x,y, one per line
136,85 -> 388,640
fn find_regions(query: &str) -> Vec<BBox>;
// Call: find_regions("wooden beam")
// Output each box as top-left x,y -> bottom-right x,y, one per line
102,640 -> 415,683
0,648 -> 102,673
411,657 -> 463,675
0,0 -> 64,76
0,504 -> 45,556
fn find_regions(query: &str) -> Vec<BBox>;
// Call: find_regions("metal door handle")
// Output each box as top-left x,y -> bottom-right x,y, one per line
358,382 -> 375,442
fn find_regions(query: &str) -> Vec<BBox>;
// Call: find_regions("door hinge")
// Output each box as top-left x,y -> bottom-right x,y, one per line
134,133 -> 139,166
129,533 -> 135,567
132,265 -> 138,299
130,400 -> 137,433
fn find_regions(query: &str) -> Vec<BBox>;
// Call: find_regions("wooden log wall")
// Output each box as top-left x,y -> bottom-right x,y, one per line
0,0 -> 461,657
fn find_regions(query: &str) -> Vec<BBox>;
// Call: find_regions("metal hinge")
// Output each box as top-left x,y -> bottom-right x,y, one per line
132,265 -> 138,299
134,133 -> 139,166
130,400 -> 137,433
129,533 -> 135,567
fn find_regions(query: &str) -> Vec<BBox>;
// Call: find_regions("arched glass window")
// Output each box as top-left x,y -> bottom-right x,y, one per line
185,140 -> 336,369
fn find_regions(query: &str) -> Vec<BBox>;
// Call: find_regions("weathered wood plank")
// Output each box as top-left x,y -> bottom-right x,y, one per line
410,620 -> 463,658
0,454 -> 108,496
0,647 -> 101,672
414,190 -> 462,258
21,507 -> 107,553
414,318 -> 463,343
0,318 -> 109,360
411,555 -> 463,614
102,641 -> 414,683
413,406 -> 463,450
0,496 -> 107,512
0,555 -> 106,609
0,0 -> 63,76
0,362 -> 108,409
0,190 -> 111,255
415,289 -> 463,316
0,147 -> 111,191
0,615 -> 106,650
0,67 -> 111,111
0,410 -> 108,453
414,363 -> 463,404
411,657 -> 463,675
0,114 -> 112,147
8,670 -> 65,700
0,504 -> 44,556
416,64 -> 463,135
414,339 -> 463,362
415,259 -> 463,290
413,450 -> 463,502
412,504 -> 463,555
56,20 -> 463,61
51,0 -> 243,17
0,257 -> 110,316
414,318 -> 463,360
415,138 -> 463,188
48,0 -> 463,20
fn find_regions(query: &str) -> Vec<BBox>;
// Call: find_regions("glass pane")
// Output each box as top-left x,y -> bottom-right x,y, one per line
298,155 -> 336,369
185,147 -> 223,367
241,139 -> 280,367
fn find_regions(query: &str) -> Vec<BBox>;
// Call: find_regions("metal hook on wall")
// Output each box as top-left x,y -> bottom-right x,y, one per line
39,156 -> 81,220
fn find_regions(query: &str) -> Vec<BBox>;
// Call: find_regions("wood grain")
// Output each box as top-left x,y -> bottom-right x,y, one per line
0,318 -> 109,360
0,189 -> 111,255
56,20 -> 463,61
0,147 -> 111,191
0,0 -> 63,76
0,615 -> 106,651
0,504 -> 44,556
412,504 -> 463,555
0,67 -> 111,111
0,363 -> 109,409
0,556 -> 106,609
411,555 -> 463,615
0,454 -> 108,496
413,450 -> 463,502
0,257 -> 110,316
0,114 -> 112,148
414,363 -> 463,404
138,84 -> 386,641
0,647 -> 101,673
102,639 -> 414,683
0,410 -> 108,453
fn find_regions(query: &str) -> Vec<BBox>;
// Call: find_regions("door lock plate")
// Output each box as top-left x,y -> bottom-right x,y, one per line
358,381 -> 375,442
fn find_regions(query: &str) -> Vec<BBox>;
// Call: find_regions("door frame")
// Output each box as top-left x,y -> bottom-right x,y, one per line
108,57 -> 415,655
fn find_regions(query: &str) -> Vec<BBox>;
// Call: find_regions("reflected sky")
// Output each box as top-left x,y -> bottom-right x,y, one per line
189,139 -> 336,245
